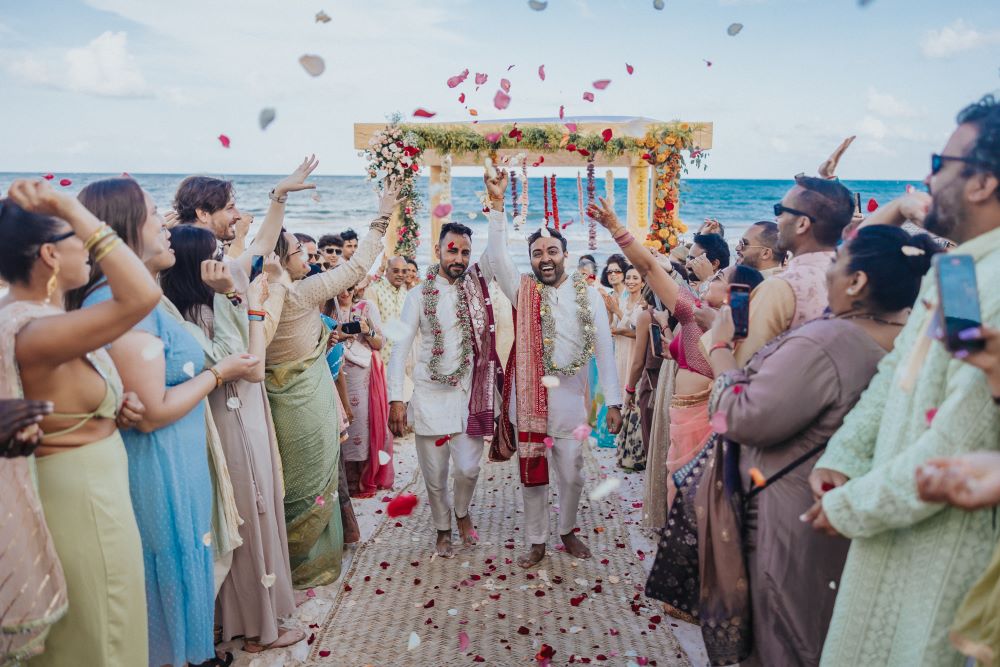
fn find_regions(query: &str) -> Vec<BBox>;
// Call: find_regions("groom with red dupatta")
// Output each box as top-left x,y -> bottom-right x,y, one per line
485,169 -> 622,568
387,222 -> 501,558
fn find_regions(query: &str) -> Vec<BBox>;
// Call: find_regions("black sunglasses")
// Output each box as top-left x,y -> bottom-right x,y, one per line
36,229 -> 75,256
931,153 -> 984,176
774,203 -> 813,221
322,246 -> 343,255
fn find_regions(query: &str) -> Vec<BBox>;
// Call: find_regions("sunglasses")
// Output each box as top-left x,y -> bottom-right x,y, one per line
736,238 -> 768,252
322,246 -> 343,255
606,268 -> 624,274
35,229 -> 75,256
774,203 -> 813,222
308,252 -> 321,262
931,153 -> 984,176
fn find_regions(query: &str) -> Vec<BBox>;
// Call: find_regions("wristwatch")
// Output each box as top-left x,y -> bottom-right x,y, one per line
268,188 -> 288,204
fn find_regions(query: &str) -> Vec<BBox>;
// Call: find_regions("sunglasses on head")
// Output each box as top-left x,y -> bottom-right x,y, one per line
773,203 -> 813,222
931,153 -> 984,176
36,229 -> 75,256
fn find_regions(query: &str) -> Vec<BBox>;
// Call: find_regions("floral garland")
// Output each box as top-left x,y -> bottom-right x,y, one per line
549,173 -> 560,228
422,264 -> 473,386
586,159 -> 597,250
543,175 -> 550,227
537,271 -> 595,377
362,113 -> 423,257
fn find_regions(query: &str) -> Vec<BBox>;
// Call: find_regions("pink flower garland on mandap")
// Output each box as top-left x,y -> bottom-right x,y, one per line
549,173 -> 559,228
586,158 -> 597,250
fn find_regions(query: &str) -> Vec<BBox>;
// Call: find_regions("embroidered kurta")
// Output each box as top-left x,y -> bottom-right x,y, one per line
816,225 -> 1000,667
368,277 -> 408,364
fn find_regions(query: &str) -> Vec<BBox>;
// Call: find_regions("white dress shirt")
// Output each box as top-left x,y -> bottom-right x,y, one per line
386,253 -> 493,436
486,209 -> 621,439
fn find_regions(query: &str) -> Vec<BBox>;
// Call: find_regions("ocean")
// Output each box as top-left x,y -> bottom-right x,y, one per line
0,173 -> 924,271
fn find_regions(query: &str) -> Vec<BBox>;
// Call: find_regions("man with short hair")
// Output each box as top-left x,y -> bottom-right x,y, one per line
387,223 -> 500,558
736,221 -> 783,277
486,170 -> 622,569
807,94 -> 1000,666
368,256 -> 410,364
340,228 -> 359,260
294,233 -> 321,265
318,234 -> 343,270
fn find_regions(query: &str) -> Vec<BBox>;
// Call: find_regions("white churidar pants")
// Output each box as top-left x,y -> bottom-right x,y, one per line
522,437 -> 585,545
414,433 -> 483,531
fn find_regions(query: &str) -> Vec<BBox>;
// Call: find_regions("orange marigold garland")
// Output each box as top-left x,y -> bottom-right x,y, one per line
641,123 -> 707,254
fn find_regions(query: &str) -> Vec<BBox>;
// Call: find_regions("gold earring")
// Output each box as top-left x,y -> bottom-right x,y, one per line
44,262 -> 60,305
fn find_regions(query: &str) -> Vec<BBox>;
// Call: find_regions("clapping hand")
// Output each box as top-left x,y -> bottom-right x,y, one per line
818,136 -> 856,180
274,155 -> 319,198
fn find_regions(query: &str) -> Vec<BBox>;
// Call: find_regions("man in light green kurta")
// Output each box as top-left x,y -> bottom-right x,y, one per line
810,95 -> 1000,666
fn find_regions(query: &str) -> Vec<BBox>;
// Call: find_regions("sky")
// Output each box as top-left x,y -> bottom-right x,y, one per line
0,0 -> 998,180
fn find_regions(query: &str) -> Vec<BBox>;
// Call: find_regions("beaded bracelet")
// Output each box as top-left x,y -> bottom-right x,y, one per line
93,237 -> 123,263
207,367 -> 223,389
224,290 -> 243,307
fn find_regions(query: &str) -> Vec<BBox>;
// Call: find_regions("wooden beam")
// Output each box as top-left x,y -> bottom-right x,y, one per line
428,164 -> 445,246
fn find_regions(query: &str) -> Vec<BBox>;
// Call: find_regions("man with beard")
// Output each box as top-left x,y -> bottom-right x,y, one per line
804,94 -> 1000,666
485,169 -> 622,569
735,220 -> 783,277
387,222 -> 500,558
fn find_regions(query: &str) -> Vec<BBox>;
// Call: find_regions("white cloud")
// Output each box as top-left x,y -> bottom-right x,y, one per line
859,115 -> 887,140
921,19 -> 1000,59
866,87 -> 916,118
7,31 -> 151,98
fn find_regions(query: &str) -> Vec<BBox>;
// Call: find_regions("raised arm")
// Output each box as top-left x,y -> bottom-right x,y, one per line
11,179 -> 162,368
484,170 -> 520,302
587,197 -> 681,313
857,191 -> 932,231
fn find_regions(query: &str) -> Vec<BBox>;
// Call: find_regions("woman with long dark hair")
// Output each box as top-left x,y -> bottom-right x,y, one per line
160,225 -> 302,653
0,179 -> 160,665
69,178 -> 258,667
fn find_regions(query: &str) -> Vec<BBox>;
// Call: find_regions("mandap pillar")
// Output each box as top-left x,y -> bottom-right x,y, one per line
625,163 -> 650,239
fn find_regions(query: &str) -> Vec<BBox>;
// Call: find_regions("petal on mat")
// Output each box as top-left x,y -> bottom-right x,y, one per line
540,375 -> 560,388
589,477 -> 621,500
408,632 -> 421,650
378,450 -> 391,465
458,630 -> 470,651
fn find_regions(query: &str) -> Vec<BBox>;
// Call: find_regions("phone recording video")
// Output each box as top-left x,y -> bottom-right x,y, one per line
729,283 -> 751,340
249,255 -> 264,283
936,254 -> 983,353
340,321 -> 363,335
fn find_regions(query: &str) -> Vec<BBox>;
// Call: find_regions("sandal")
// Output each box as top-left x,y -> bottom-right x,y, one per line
192,650 -> 234,667
243,627 -> 307,653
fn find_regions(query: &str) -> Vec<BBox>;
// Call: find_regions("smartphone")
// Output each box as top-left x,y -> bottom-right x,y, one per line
249,255 -> 264,282
854,192 -> 862,214
340,321 -> 363,335
729,284 -> 751,339
936,254 -> 984,353
650,323 -> 665,359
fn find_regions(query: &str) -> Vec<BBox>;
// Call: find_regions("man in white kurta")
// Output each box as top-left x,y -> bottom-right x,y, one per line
387,224 -> 494,557
484,170 -> 622,568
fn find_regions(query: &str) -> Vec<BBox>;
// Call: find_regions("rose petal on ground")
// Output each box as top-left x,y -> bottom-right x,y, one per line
727,22 -> 743,36
493,90 -> 511,110
387,493 -> 419,517
528,0 -> 548,9
408,632 -> 421,650
217,135 -> 230,149
593,79 -> 611,90
182,361 -> 195,377
589,477 -> 621,500
626,63 -> 634,74
424,599 -> 435,608
378,450 -> 392,465
582,92 -> 595,102
259,107 -> 276,130
459,630 -> 470,651
517,625 -> 530,635
298,54 -> 325,77
413,108 -> 436,118
433,203 -> 453,218
710,410 -> 728,434
541,375 -> 560,388
318,649 -> 331,657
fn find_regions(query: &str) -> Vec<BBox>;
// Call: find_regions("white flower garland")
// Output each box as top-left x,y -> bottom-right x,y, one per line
538,271 -> 595,377
422,265 -> 473,386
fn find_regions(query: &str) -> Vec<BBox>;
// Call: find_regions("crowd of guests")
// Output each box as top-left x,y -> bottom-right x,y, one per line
2,93 -> 1000,667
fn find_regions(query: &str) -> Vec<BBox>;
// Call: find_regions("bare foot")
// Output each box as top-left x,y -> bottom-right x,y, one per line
243,627 -> 306,653
517,543 -> 546,568
293,589 -> 310,607
456,513 -> 477,547
435,529 -> 455,558
561,532 -> 592,559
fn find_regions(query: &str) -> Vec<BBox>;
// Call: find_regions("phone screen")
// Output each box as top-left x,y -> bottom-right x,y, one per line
249,255 -> 264,283
729,284 -> 751,339
340,321 -> 363,335
937,254 -> 983,352
650,323 -> 664,359
854,192 -> 862,214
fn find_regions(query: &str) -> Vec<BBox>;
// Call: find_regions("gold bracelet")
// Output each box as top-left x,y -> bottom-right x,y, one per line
93,237 -> 123,263
83,224 -> 112,252
207,367 -> 223,388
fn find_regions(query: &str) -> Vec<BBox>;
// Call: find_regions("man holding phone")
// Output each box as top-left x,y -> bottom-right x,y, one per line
805,95 -> 1000,666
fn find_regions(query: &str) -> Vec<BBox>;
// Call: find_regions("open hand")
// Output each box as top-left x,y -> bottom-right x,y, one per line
817,136 -> 856,179
377,177 -> 406,217
275,155 -> 319,197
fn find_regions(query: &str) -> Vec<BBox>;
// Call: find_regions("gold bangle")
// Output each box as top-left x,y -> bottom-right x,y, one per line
83,224 -> 111,251
93,237 -> 122,263
208,367 -> 223,388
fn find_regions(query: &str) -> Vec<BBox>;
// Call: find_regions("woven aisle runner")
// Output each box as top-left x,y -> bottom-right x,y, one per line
308,446 -> 692,666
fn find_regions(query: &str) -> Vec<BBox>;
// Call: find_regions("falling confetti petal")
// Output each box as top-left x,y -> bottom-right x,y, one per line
528,0 -> 548,9
500,78 -> 511,92
538,65 -> 546,81
468,108 -> 478,116
559,105 -> 565,119
540,375 -> 560,388
459,631 -> 470,651
925,408 -> 938,426
217,134 -> 231,149
653,0 -> 665,8
315,494 -> 325,506
572,424 -> 592,441
43,173 -> 54,180
433,203 -> 453,218
710,410 -> 728,433
704,59 -> 713,67
258,107 -> 276,130
447,69 -> 470,88
589,477 -> 621,500
582,92 -> 595,102
226,396 -> 242,410
565,122 -> 577,133
378,450 -> 391,466
485,132 -> 502,143
315,10 -> 331,23
458,92 -> 466,103
311,192 -> 321,203
543,436 -> 554,449
626,63 -> 634,75
867,198 -> 879,212
413,108 -> 436,118
467,212 -> 478,220
298,54 -> 325,77
387,493 -> 419,517
141,340 -> 164,360
593,79 -> 611,90
727,22 -> 743,36
475,72 -> 488,86
183,361 -> 195,377
260,573 -> 276,588
493,90 -> 511,110
408,632 -> 421,650
601,128 -> 613,142
202,532 -> 212,546
58,177 -> 74,187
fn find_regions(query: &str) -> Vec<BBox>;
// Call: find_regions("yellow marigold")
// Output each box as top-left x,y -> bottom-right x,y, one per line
656,153 -> 667,163
677,222 -> 688,233
669,234 -> 677,246
647,239 -> 663,250
664,135 -> 677,146
657,228 -> 671,240
655,198 -> 665,209
679,123 -> 690,131
644,138 -> 657,149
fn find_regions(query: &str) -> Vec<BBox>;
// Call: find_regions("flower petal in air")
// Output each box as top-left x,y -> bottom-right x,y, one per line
601,128 -> 613,142
387,493 -> 419,517
538,65 -> 546,81
182,361 -> 195,377
408,632 -> 421,650
447,69 -> 470,88
653,0 -> 665,9
543,437 -> 554,449
540,375 -> 560,388
258,108 -> 276,130
315,10 -> 331,23
378,450 -> 391,465
528,0 -> 548,9
493,90 -> 511,110
43,173 -> 54,180
298,54 -> 325,77
458,92 -> 466,103
501,78 -> 511,92
589,477 -> 621,500
475,72 -> 488,86
565,122 -> 577,133
572,424 -> 592,441
413,108 -> 436,118
727,22 -> 743,36
925,408 -> 938,426
867,198 -> 879,212
260,573 -> 276,588
433,203 -> 453,218
559,105 -> 565,119
626,63 -> 634,75
592,79 -> 611,90
582,92 -> 595,102
435,435 -> 452,447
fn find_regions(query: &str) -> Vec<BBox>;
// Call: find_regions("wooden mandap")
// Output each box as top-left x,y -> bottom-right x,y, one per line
353,116 -> 713,256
